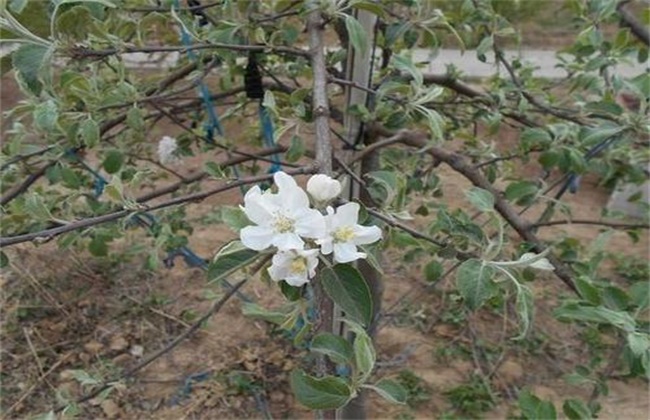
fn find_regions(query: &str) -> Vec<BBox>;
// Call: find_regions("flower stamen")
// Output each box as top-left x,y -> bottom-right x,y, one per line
273,214 -> 295,233
333,226 -> 355,243
289,257 -> 307,274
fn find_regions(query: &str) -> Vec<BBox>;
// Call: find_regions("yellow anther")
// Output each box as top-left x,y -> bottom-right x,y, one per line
333,226 -> 355,243
273,214 -> 295,233
290,257 -> 307,274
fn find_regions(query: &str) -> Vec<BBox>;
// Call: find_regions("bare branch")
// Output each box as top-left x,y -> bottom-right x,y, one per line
533,219 -> 649,230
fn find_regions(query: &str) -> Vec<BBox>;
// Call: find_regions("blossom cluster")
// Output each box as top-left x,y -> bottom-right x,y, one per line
240,172 -> 382,287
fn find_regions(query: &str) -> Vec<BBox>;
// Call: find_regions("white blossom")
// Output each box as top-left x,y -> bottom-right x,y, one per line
158,136 -> 179,164
240,171 -> 326,251
267,248 -> 319,287
307,174 -> 342,203
317,202 -> 382,263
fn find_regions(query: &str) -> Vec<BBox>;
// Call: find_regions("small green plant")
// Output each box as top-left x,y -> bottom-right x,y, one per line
396,369 -> 431,409
444,375 -> 495,417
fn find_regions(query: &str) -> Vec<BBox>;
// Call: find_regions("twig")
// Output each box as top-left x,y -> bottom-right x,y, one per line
71,43 -> 310,60
5,353 -> 72,417
0,161 -> 57,206
56,278 -> 248,412
0,166 -> 315,247
533,219 -> 649,230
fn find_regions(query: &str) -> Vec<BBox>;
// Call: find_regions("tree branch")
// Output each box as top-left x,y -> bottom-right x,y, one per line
533,219 -> 649,230
0,166 -> 315,247
617,0 -> 650,46
370,126 -> 579,294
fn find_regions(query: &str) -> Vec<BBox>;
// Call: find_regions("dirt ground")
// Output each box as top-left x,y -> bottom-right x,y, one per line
2,52 -> 649,420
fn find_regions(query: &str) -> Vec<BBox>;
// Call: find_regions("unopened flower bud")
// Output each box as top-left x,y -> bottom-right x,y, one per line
307,174 -> 342,202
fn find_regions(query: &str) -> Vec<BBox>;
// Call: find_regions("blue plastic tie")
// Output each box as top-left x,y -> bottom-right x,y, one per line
561,136 -> 619,194
169,370 -> 213,406
259,103 -> 281,174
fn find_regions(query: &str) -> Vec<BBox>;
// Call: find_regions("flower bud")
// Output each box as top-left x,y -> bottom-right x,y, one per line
307,174 -> 342,202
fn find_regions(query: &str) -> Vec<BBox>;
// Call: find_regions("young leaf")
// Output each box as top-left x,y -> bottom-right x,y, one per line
79,118 -> 99,148
424,260 -> 443,283
286,135 -> 305,162
344,14 -> 369,57
321,264 -> 373,327
554,302 -> 635,332
33,100 -> 58,132
456,259 -> 496,310
311,333 -> 354,365
220,206 -> 252,231
353,329 -> 376,382
24,193 -> 53,221
290,370 -> 351,410
393,54 -> 422,86
208,241 -> 260,284
514,285 -> 534,340
241,302 -> 287,325
102,150 -> 124,174
363,379 -> 408,404
12,44 -> 50,96
465,187 -> 494,212
0,251 -> 9,268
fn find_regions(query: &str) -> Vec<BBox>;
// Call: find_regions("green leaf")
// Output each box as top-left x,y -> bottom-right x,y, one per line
344,14 -> 369,57
0,251 -> 9,268
424,260 -> 443,283
33,100 -> 58,132
554,302 -> 635,332
24,193 -> 53,221
579,125 -> 624,146
359,243 -> 383,275
562,399 -> 591,420
630,281 -> 649,309
364,379 -> 408,404
505,181 -> 539,206
57,0 -> 116,7
518,390 -> 557,420
350,1 -> 385,18
9,0 -> 29,13
285,135 -> 305,163
321,264 -> 373,327
280,281 -> 303,301
476,35 -> 494,62
456,259 -> 496,310
353,329 -> 376,382
79,118 -> 99,148
241,302 -> 287,325
574,277 -> 601,305
514,285 -> 534,339
12,44 -> 49,96
627,332 -> 650,356
204,161 -> 226,179
126,106 -> 144,130
208,240 -> 260,284
102,150 -> 124,174
521,128 -> 553,148
221,206 -> 252,231
465,187 -> 494,212
393,54 -> 422,86
88,236 -> 108,257
290,370 -> 351,410
311,333 -> 354,365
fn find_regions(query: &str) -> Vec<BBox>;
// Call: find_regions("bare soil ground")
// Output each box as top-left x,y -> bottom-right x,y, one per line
2,61 -> 649,420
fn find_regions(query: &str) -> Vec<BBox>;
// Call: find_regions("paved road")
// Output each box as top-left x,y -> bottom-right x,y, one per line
415,48 -> 647,79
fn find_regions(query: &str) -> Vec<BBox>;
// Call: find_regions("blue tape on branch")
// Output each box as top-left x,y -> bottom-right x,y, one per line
560,136 -> 619,195
259,103 -> 281,174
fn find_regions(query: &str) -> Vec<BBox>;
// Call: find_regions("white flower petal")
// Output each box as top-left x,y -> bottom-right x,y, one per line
352,225 -> 382,245
240,225 -> 274,250
307,174 -> 342,202
284,274 -> 310,287
272,232 -> 304,251
334,202 -> 360,225
275,171 -> 309,209
242,186 -> 274,225
333,243 -> 366,263
294,208 -> 327,239
318,238 -> 334,255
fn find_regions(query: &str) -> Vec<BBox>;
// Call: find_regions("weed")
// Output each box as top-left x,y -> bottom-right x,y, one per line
444,375 -> 495,417
396,369 -> 431,408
